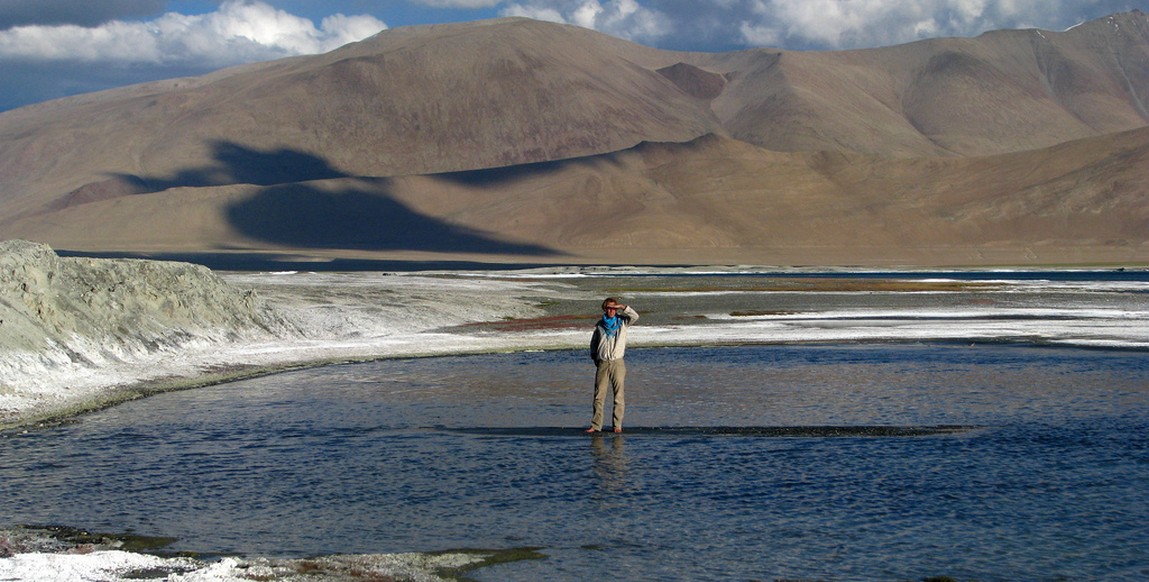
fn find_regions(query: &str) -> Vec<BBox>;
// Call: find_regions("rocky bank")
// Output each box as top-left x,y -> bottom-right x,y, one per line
0,240 -> 299,426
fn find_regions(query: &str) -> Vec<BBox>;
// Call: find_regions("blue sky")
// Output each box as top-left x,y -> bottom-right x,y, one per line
0,1 -> 1139,111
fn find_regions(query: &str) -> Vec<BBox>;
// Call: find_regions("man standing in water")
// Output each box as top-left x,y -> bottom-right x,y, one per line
587,298 -> 639,433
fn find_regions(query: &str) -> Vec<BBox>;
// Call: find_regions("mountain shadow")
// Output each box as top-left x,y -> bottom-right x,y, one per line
433,155 -> 588,187
91,140 -> 557,256
54,141 -> 355,214
226,180 -> 558,256
124,140 -> 351,191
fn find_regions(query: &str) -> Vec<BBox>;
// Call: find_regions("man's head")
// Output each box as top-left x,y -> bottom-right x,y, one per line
602,297 -> 621,313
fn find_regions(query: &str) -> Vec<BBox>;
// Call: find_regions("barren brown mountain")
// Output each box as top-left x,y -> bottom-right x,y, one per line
0,13 -> 1146,267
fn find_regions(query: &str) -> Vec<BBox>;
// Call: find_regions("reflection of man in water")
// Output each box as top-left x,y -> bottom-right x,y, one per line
586,298 -> 639,433
590,434 -> 628,496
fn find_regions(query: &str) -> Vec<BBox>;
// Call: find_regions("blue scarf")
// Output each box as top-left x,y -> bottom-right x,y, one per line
601,314 -> 621,338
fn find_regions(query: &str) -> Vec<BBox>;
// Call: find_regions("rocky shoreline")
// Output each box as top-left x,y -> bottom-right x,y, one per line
0,240 -> 303,429
0,240 -> 579,431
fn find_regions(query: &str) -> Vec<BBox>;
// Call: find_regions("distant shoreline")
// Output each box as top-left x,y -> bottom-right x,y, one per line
55,247 -> 1149,274
4,263 -> 1148,433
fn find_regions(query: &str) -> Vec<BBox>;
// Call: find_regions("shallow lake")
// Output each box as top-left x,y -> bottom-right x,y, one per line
3,344 -> 1148,580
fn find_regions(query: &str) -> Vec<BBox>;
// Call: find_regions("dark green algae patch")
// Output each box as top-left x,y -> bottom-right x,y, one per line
253,547 -> 548,581
426,547 -> 547,580
0,525 -> 179,557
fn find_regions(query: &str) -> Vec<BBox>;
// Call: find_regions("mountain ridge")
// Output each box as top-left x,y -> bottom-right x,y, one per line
0,13 -> 1146,266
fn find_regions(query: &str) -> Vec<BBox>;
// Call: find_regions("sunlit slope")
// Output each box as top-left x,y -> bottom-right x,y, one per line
5,129 -> 1145,265
0,13 -> 1146,265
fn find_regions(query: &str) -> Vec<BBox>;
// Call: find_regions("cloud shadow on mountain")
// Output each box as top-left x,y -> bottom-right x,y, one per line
123,140 -> 351,190
226,180 -> 557,255
112,140 -> 559,256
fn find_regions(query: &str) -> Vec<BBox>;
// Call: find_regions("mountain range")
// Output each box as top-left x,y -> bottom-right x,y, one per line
0,12 -> 1146,267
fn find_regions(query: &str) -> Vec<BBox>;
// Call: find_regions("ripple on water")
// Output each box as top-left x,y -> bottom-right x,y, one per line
1,344 -> 1147,580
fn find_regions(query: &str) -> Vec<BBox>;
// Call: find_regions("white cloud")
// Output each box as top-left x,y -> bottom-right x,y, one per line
741,0 -> 938,48
737,0 -> 1140,49
0,0 -> 386,66
496,0 -> 1139,51
500,0 -> 672,43
500,5 -> 567,23
572,2 -> 604,29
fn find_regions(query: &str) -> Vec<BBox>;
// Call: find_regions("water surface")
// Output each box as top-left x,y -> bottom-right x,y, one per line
2,344 -> 1147,580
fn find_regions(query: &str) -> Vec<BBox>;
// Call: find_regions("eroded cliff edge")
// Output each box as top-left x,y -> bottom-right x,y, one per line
0,240 -> 300,426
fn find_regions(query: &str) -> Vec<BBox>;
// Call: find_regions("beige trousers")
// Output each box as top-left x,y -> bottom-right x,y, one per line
591,359 -> 626,430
